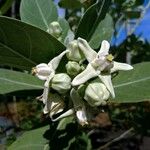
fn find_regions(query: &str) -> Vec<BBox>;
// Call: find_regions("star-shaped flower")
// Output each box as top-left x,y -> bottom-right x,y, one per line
32,50 -> 68,113
72,38 -> 133,98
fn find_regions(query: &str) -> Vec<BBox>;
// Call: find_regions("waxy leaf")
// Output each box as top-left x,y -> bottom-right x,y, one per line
0,16 -> 66,70
8,126 -> 49,150
0,69 -> 43,95
89,14 -> 114,49
113,62 -> 150,103
20,0 -> 58,31
59,0 -> 82,9
58,18 -> 70,44
75,0 -> 111,42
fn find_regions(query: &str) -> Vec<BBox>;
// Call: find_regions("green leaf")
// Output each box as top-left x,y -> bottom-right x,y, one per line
75,0 -> 111,41
0,0 -> 14,15
89,14 -> 114,49
58,18 -> 70,44
0,69 -> 43,94
57,116 -> 74,130
8,126 -> 49,150
0,16 -> 65,70
113,62 -> 150,103
59,0 -> 82,9
20,0 -> 58,31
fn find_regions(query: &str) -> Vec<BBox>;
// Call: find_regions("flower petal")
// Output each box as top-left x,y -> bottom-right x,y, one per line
98,74 -> 115,98
48,50 -> 69,70
33,63 -> 51,80
111,61 -> 133,73
51,109 -> 74,121
40,72 -> 55,104
98,40 -> 110,56
78,37 -> 97,62
70,88 -> 88,126
72,64 -> 99,86
76,107 -> 88,126
43,99 -> 51,114
50,101 -> 64,117
70,88 -> 83,108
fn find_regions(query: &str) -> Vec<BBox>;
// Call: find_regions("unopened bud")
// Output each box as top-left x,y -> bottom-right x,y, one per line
47,21 -> 62,38
32,63 -> 52,80
51,73 -> 71,94
66,61 -> 81,76
66,40 -> 84,62
84,83 -> 110,106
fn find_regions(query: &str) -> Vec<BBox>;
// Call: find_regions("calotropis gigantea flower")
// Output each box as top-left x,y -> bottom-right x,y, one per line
47,21 -> 62,40
43,93 -> 64,118
70,88 -> 88,126
32,50 -> 68,109
51,73 -> 71,94
51,88 -> 88,126
66,40 -> 84,62
72,38 -> 133,98
84,82 -> 110,107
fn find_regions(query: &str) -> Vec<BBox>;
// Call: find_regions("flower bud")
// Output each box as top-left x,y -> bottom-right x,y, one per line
66,61 -> 81,76
84,82 -> 110,107
32,63 -> 52,80
51,73 -> 71,94
66,40 -> 84,62
47,21 -> 62,38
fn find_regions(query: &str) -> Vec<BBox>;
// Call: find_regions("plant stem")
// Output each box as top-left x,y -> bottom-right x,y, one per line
98,127 -> 134,150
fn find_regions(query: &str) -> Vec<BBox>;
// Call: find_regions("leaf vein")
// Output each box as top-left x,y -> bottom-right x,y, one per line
0,77 -> 43,89
114,76 -> 150,88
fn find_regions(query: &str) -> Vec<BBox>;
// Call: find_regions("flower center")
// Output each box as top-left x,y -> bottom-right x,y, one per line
91,54 -> 114,72
106,54 -> 114,62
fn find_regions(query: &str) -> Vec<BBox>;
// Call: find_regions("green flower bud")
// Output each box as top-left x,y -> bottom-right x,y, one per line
84,82 -> 110,107
47,21 -> 62,39
51,73 -> 71,94
66,40 -> 84,62
66,61 -> 81,76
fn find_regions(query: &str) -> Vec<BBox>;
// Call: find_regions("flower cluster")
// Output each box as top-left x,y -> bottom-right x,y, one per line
32,25 -> 133,126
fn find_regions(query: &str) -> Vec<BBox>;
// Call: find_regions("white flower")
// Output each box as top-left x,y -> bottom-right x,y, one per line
47,21 -> 62,39
72,38 -> 133,98
51,88 -> 88,126
32,50 -> 68,111
66,40 -> 84,62
43,93 -> 65,120
70,88 -> 88,126
84,82 -> 110,107
51,73 -> 71,94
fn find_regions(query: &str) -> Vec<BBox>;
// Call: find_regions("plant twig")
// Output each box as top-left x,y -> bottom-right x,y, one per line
98,127 -> 134,150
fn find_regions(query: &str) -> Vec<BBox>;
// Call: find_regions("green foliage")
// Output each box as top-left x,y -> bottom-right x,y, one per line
20,0 -> 58,31
46,117 -> 91,150
0,69 -> 43,94
0,0 -> 149,149
113,62 -> 150,103
20,0 -> 70,44
8,126 -> 49,150
75,0 -> 111,42
89,14 -> 114,49
0,0 -> 14,15
0,16 -> 65,70
58,18 -> 70,44
59,0 -> 82,9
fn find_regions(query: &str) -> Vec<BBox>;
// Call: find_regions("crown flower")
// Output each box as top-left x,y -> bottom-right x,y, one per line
72,38 -> 133,98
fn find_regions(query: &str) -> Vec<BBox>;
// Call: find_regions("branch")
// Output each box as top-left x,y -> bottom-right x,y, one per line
98,127 -> 134,150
